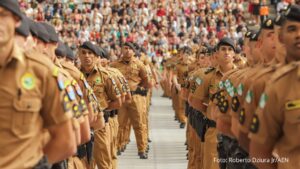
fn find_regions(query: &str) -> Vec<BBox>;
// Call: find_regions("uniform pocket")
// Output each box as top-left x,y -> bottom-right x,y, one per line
12,98 -> 41,138
94,84 -> 105,94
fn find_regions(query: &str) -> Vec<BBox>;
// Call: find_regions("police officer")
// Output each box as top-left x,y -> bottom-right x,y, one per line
110,42 -> 151,159
78,41 -> 121,169
0,0 -> 77,168
172,47 -> 195,129
250,5 -> 300,169
95,45 -> 123,169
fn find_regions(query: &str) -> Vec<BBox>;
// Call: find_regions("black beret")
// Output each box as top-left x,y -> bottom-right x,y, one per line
244,31 -> 253,38
284,5 -> 300,22
275,14 -> 286,26
261,18 -> 274,30
235,46 -> 242,54
0,0 -> 22,19
55,41 -> 67,57
123,42 -> 136,51
250,31 -> 260,41
66,45 -> 76,60
27,19 -> 39,37
217,37 -> 236,51
180,46 -> 193,55
16,14 -> 30,37
94,45 -> 106,59
35,23 -> 50,43
80,41 -> 97,55
41,22 -> 59,43
140,47 -> 147,54
193,38 -> 200,44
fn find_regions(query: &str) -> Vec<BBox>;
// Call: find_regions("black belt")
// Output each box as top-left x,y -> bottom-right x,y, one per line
34,156 -> 51,169
205,117 -> 216,128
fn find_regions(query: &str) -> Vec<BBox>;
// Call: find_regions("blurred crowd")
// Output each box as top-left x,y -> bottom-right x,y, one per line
17,0 -> 299,67
18,0 -> 252,64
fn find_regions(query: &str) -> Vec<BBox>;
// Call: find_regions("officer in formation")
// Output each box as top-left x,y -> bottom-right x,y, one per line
0,1 -> 156,169
159,4 -> 300,169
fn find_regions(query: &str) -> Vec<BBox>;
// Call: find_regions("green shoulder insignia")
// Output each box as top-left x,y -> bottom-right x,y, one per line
259,93 -> 268,109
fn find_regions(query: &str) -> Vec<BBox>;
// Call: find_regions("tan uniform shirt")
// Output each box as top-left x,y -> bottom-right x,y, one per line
250,63 -> 300,169
83,66 -> 120,110
239,64 -> 283,133
54,58 -> 85,121
110,57 -> 149,91
106,67 -> 127,97
0,45 -> 72,169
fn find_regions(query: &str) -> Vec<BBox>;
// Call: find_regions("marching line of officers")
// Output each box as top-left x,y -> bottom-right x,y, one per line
161,4 -> 300,169
0,1 -> 160,169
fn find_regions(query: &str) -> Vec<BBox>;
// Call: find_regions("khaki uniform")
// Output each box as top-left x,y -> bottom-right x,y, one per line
61,60 -> 99,169
174,59 -> 193,124
249,62 -> 300,169
53,58 -> 85,141
0,45 -> 72,168
106,67 -> 126,169
110,57 -> 149,153
83,66 -> 120,169
187,68 -> 206,169
239,63 -> 283,135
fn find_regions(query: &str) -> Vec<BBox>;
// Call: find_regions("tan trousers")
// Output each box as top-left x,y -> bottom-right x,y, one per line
68,157 -> 87,169
203,128 -> 219,169
109,116 -> 119,169
93,123 -> 112,169
117,95 -> 147,152
177,96 -> 187,124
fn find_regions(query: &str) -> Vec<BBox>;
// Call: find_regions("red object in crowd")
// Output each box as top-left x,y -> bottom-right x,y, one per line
157,8 -> 166,17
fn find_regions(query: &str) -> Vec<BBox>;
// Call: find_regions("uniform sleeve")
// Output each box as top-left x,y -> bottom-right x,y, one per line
105,75 -> 121,101
249,85 -> 283,147
41,72 -> 73,127
190,74 -> 211,101
139,63 -> 149,83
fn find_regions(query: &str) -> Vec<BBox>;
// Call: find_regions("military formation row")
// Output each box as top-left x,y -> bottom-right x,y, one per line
160,4 -> 300,169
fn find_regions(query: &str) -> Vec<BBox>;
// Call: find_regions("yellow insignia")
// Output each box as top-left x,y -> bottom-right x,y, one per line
285,99 -> 300,111
239,108 -> 245,124
21,73 -> 36,90
266,19 -> 272,27
52,66 -> 59,77
80,73 -> 84,80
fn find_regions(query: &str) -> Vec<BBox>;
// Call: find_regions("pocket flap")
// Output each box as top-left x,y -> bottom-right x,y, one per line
13,98 -> 41,112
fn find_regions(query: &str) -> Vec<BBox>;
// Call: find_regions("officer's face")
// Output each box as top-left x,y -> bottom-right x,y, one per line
280,20 -> 300,61
79,48 -> 95,68
217,45 -> 234,65
274,26 -> 286,62
260,30 -> 276,62
0,7 -> 20,46
122,46 -> 134,58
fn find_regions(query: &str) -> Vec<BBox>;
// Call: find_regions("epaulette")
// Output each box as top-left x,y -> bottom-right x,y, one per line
204,67 -> 216,74
269,63 -> 298,83
24,50 -> 55,70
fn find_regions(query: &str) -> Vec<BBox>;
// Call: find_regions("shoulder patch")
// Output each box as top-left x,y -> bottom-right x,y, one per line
259,93 -> 268,109
250,114 -> 259,133
195,77 -> 203,85
72,80 -> 83,97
